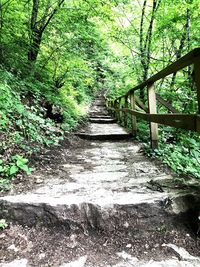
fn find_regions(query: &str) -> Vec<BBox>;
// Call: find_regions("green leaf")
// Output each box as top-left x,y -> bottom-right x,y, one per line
16,157 -> 28,168
9,165 -> 19,175
15,104 -> 25,114
0,166 -> 5,172
18,164 -> 29,172
0,219 -> 8,230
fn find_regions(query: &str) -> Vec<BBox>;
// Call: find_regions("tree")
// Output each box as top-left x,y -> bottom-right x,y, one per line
139,0 -> 161,98
28,0 -> 65,63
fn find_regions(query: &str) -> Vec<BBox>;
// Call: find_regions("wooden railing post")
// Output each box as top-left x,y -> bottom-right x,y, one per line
194,61 -> 200,132
194,61 -> 200,113
119,98 -> 123,124
130,92 -> 137,137
147,83 -> 158,149
124,96 -> 128,127
113,100 -> 117,119
111,100 -> 115,117
117,99 -> 121,123
107,100 -> 111,115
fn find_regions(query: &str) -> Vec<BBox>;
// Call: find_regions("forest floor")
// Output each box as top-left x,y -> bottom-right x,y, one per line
0,95 -> 200,267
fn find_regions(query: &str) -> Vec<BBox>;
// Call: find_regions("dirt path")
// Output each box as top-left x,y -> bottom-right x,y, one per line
0,94 -> 200,267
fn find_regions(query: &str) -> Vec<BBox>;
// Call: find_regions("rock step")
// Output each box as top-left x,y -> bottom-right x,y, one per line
91,100 -> 105,103
89,115 -> 112,119
89,115 -> 110,119
93,96 -> 104,99
89,118 -> 117,124
0,199 -> 165,229
76,132 -> 131,140
91,102 -> 106,107
76,123 -> 131,141
0,193 -> 198,244
89,112 -> 108,116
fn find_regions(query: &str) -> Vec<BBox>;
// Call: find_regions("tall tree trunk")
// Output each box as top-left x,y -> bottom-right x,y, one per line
28,30 -> 42,62
170,8 -> 191,90
0,0 -> 13,63
28,0 -> 65,64
139,0 -> 147,99
0,1 -> 3,63
139,0 -> 161,99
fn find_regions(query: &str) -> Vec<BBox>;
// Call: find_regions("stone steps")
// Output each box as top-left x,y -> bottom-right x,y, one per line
89,118 -> 117,123
89,115 -> 112,119
76,133 -> 131,140
0,141 -> 171,229
78,97 -> 130,140
76,123 -> 131,140
0,197 -> 167,229
1,93 -> 200,267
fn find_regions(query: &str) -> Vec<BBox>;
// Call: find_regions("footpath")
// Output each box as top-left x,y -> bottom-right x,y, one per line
0,94 -> 200,267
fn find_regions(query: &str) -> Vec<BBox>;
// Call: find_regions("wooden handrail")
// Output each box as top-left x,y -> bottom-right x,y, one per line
106,48 -> 200,149
156,94 -> 179,113
113,48 -> 200,101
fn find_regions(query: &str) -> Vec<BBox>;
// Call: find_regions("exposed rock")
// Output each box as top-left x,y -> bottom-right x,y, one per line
60,256 -> 87,267
1,94 -> 200,267
0,259 -> 28,267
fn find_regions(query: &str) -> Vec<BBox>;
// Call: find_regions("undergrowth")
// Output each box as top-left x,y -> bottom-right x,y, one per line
0,69 -> 91,192
135,120 -> 200,180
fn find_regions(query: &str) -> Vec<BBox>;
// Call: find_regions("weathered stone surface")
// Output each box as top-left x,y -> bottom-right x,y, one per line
60,256 -> 87,267
89,118 -> 117,124
114,249 -> 200,266
1,93 -> 200,267
2,245 -> 200,267
76,123 -> 131,140
0,259 -> 28,267
0,139 -> 171,229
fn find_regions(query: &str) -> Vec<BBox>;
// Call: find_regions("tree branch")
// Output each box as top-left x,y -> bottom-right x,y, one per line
41,0 -> 65,33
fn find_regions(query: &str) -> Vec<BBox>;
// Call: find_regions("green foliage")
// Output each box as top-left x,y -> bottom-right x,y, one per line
158,131 -> 200,179
0,0 -> 109,191
0,155 -> 32,178
135,120 -> 200,179
0,219 -> 8,230
0,69 -> 87,191
0,153 -> 33,192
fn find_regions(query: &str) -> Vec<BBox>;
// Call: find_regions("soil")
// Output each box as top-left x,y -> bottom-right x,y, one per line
0,134 -> 90,197
0,209 -> 200,267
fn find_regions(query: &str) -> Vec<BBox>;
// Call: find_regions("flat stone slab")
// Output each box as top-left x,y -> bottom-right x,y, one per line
0,259 -> 28,267
76,123 -> 131,140
60,249 -> 200,267
89,115 -> 112,119
0,141 -> 172,229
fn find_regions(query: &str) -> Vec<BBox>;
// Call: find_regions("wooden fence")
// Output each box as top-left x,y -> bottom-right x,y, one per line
106,48 -> 200,149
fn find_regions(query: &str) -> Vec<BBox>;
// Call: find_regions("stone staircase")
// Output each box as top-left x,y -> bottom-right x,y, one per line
0,93 -> 200,267
76,95 -> 130,140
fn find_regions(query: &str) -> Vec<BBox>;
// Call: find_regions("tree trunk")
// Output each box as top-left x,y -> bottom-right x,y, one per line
139,0 -> 147,99
28,30 -> 42,62
139,0 -> 161,99
28,0 -> 65,64
0,0 -> 13,63
170,8 -> 191,90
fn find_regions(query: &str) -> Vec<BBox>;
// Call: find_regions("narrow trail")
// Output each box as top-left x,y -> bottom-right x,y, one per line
0,94 -> 200,267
